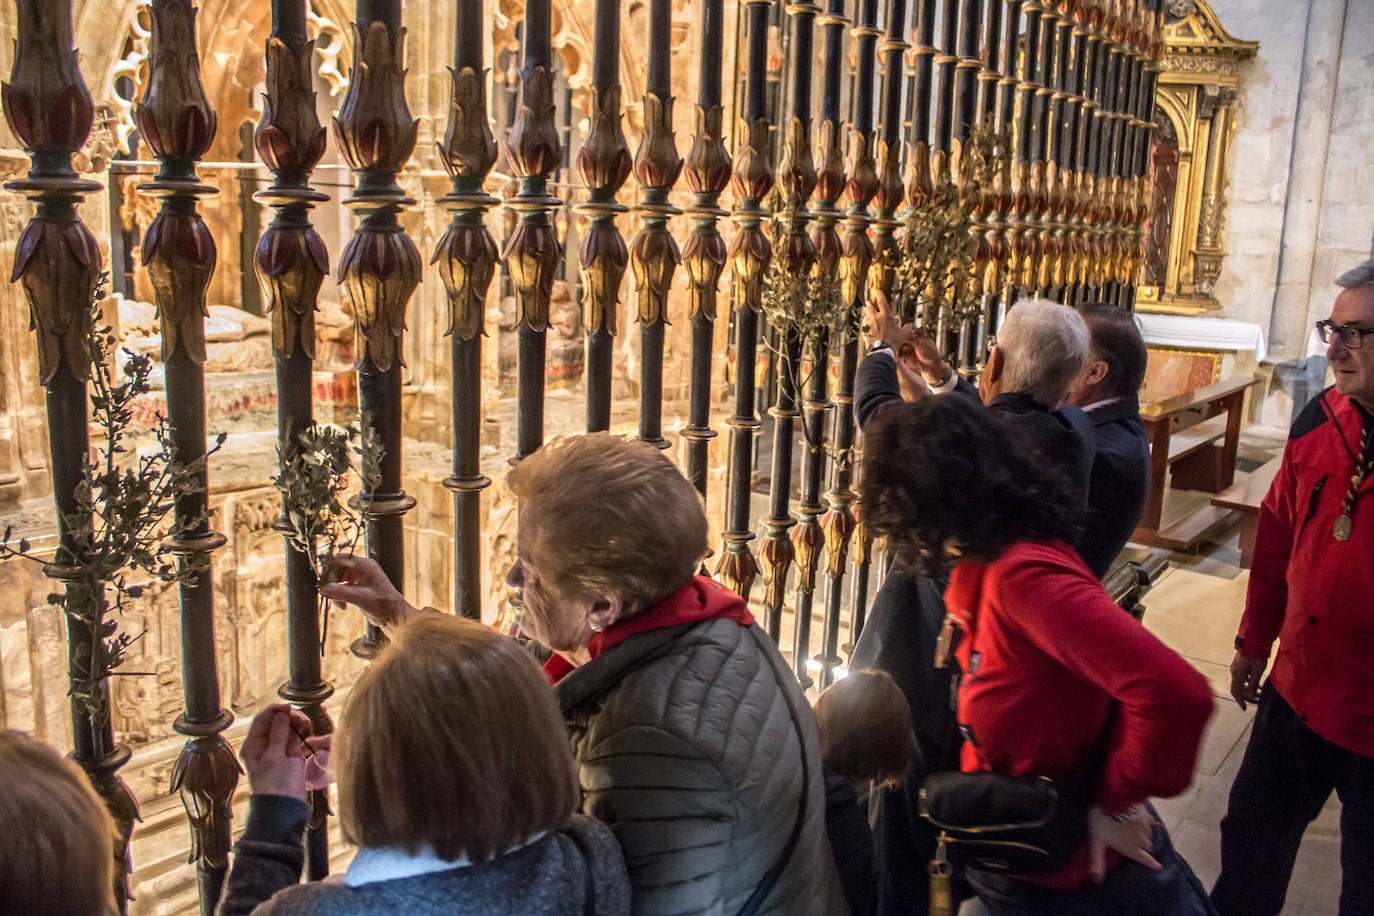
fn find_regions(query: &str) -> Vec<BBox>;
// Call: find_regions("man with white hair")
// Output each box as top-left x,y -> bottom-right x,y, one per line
1212,249 -> 1374,916
857,296 -> 1094,495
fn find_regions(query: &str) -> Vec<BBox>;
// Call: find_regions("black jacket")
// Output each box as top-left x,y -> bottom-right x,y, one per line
853,352 -> 1093,500
1079,397 -> 1150,577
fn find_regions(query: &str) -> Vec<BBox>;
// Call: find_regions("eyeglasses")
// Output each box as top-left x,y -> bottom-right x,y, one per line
1315,320 -> 1374,350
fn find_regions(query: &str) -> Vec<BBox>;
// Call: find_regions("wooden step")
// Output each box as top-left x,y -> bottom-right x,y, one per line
1133,504 -> 1236,552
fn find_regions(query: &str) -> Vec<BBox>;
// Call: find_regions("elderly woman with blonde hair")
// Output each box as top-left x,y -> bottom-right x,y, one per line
325,432 -> 847,916
217,613 -> 629,915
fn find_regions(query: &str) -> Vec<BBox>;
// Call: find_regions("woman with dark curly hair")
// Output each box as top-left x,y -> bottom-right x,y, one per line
860,396 -> 1215,915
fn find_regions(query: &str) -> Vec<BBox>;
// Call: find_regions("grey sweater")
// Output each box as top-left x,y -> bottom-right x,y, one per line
216,796 -> 630,915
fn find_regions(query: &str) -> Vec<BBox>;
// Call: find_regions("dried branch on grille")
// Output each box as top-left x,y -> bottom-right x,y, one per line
887,126 -> 1009,338
0,275 -> 221,724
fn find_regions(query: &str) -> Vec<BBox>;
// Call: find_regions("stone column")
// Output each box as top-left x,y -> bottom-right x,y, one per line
1193,85 -> 1234,298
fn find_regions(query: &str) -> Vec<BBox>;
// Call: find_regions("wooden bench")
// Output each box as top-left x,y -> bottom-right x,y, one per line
1132,375 -> 1258,551
1210,455 -> 1282,568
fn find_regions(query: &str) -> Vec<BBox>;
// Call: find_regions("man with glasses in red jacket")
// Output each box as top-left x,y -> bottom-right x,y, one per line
1212,249 -> 1374,916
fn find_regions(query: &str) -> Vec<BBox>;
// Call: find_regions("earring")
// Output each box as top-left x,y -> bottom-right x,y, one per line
589,620 -> 605,633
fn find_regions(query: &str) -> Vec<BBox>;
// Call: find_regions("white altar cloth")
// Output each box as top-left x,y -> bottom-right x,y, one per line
1136,312 -> 1267,363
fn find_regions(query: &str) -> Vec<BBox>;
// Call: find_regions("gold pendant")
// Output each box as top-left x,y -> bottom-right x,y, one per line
1334,514 -> 1353,541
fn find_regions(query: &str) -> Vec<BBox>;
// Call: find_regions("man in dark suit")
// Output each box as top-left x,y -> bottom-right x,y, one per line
851,296 -> 1094,916
1069,302 -> 1152,577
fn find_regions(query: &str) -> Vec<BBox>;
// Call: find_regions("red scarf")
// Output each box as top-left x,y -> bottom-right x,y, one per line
543,575 -> 755,684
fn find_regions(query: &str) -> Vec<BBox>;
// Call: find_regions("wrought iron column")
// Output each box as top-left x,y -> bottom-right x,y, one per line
769,0 -> 819,661
683,0 -> 731,498
631,0 -> 682,448
905,0 -> 937,294
578,0 -> 631,433
982,0 -> 1021,340
969,0 -> 1006,364
1039,0 -> 1070,297
1008,1 -> 1046,299
948,0 -> 983,364
809,0 -> 848,688
1070,8 -> 1104,305
504,1 -> 561,460
868,0 -> 909,314
825,0 -> 879,645
977,0 -> 1004,123
3,2 -> 139,909
1060,5 -> 1091,303
927,0 -> 959,232
255,0 -> 333,879
136,2 -> 238,910
435,0 -> 499,620
335,0 -> 421,657
715,0 -> 774,600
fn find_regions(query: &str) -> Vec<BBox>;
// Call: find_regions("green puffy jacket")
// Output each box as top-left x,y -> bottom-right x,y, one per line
556,616 -> 848,916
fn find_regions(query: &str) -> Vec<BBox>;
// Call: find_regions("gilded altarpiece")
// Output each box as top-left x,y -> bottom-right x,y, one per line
1136,0 -> 1256,317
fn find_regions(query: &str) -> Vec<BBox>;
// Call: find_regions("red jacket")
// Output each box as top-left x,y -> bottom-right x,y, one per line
946,541 -> 1213,889
1238,389 -> 1374,757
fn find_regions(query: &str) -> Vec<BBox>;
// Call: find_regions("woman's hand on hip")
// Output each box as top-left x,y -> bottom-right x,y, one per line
1088,803 -> 1161,883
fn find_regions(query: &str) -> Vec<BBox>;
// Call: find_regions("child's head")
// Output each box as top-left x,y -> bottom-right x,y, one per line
814,670 -> 918,789
0,730 -> 117,916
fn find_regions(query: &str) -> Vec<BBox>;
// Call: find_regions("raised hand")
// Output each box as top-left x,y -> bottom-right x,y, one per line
864,295 -> 913,352
319,554 -> 420,637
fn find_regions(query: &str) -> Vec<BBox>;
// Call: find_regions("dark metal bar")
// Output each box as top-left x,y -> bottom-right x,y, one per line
949,0 -> 984,366
1008,0 -> 1048,298
631,0 -> 682,448
1059,10 -> 1089,302
933,0 -> 959,153
869,0 -> 909,316
1069,14 -> 1102,304
977,0 -> 1003,122
504,0 -> 561,460
683,0 -> 730,498
256,0 -> 334,878
135,3 -> 238,910
904,0 -> 936,233
954,0 -> 984,143
3,2 -> 140,909
824,0 -> 879,650
767,0 -> 819,660
997,0 -> 1022,128
578,0 -> 631,434
809,0 -> 848,689
336,0 -> 421,657
715,0 -> 774,601
1038,0 -> 1069,294
436,0 -> 499,620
